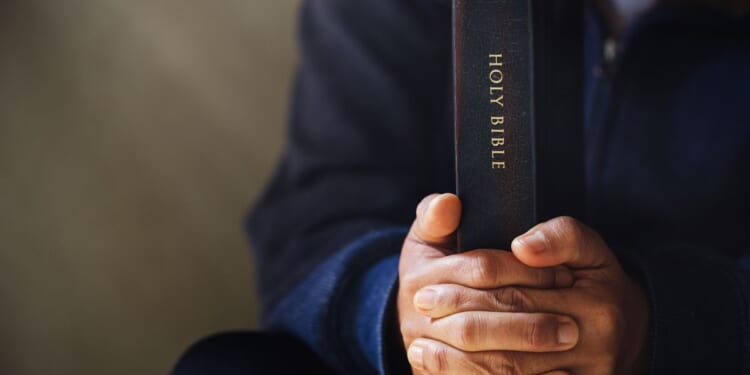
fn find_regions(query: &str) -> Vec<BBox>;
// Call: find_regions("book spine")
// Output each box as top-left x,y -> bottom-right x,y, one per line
453,0 -> 583,252
454,0 -> 536,251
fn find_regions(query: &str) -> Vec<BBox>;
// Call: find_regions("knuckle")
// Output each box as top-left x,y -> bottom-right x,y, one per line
410,241 -> 436,259
524,315 -> 556,348
447,287 -> 467,310
399,272 -> 420,292
489,352 -> 520,375
430,344 -> 451,373
453,314 -> 480,350
535,268 -> 555,288
470,252 -> 498,286
465,353 -> 493,375
556,215 -> 581,230
552,216 -> 585,245
399,264 -> 430,291
402,235 -> 423,258
493,287 -> 527,312
524,319 -> 541,347
496,364 -> 521,375
473,362 -> 496,375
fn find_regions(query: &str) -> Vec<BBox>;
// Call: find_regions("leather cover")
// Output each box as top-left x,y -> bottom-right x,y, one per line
454,0 -> 584,252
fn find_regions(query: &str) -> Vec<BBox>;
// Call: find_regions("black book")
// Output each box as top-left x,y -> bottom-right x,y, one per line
453,0 -> 585,252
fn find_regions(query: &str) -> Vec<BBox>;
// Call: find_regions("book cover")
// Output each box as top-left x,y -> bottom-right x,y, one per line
453,0 -> 584,252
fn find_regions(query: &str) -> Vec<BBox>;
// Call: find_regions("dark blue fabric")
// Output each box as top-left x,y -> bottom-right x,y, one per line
262,229 -> 406,375
247,0 -> 750,373
584,5 -> 750,373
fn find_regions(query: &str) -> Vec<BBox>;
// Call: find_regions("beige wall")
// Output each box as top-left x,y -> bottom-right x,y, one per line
0,1 -> 297,374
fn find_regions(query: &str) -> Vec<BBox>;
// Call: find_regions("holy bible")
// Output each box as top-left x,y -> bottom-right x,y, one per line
453,0 -> 585,252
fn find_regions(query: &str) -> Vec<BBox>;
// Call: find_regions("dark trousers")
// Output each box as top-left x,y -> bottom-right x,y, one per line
171,332 -> 333,375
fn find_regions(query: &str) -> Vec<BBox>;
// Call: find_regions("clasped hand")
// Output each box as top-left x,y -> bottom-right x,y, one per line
398,194 -> 649,375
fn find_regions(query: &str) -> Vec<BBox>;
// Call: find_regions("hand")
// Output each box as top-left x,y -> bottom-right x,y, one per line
408,216 -> 650,375
398,194 -> 579,374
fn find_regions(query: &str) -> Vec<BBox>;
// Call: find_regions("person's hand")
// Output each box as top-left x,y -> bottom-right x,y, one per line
407,215 -> 650,375
398,194 -> 579,375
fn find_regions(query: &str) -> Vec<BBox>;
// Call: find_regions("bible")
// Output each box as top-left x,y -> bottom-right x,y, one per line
453,0 -> 585,252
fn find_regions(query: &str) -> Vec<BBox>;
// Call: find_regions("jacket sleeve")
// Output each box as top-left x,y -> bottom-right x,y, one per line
615,247 -> 750,374
246,0 -> 451,373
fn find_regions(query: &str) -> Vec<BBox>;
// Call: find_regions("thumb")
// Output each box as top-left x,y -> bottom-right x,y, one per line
511,216 -> 613,269
409,193 -> 461,248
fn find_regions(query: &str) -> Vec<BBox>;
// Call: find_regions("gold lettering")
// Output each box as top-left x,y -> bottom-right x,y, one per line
492,162 -> 507,169
491,137 -> 505,147
489,54 -> 506,172
489,54 -> 503,67
489,69 -> 504,84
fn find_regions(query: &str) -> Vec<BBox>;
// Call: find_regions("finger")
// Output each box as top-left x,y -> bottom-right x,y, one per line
539,372 -> 570,375
414,284 -> 586,322
409,249 -> 573,290
414,284 -> 562,318
415,285 -> 578,319
512,216 -> 614,269
426,311 -> 578,352
411,193 -> 461,247
408,338 -> 565,375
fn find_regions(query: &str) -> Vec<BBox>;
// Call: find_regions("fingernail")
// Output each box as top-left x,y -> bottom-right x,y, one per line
515,230 -> 547,253
554,268 -> 574,287
414,288 -> 438,311
407,342 -> 425,370
557,319 -> 578,345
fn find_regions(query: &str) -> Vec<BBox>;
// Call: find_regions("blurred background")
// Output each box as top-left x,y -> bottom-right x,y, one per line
0,1 -> 297,374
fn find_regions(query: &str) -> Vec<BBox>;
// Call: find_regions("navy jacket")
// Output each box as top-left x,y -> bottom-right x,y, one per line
248,1 -> 750,374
